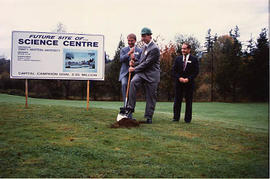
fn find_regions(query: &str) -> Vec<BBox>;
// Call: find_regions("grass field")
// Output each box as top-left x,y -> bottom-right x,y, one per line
0,93 -> 268,177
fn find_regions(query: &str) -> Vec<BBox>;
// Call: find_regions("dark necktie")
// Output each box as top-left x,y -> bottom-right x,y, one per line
183,55 -> 187,71
143,46 -> 147,54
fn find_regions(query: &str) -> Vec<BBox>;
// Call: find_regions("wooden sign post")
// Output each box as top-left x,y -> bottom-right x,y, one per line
86,80 -> 90,110
25,79 -> 28,108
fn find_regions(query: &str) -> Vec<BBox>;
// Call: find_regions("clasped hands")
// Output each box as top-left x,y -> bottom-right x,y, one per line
179,77 -> 189,83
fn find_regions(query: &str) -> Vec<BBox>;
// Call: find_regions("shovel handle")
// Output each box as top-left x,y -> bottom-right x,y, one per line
126,72 -> 131,99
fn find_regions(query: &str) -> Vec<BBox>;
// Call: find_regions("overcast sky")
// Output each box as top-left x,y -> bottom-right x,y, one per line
0,0 -> 268,59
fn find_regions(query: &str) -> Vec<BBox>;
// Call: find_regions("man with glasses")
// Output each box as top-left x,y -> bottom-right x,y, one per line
172,42 -> 199,123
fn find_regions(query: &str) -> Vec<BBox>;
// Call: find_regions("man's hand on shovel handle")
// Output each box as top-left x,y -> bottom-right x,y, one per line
129,59 -> 135,67
129,67 -> 135,72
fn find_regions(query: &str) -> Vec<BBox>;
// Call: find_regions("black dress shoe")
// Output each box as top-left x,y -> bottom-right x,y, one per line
184,118 -> 191,123
172,119 -> 179,122
146,118 -> 152,124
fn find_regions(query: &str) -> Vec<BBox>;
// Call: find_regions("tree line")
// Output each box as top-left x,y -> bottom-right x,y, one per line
0,26 -> 268,102
201,27 -> 269,102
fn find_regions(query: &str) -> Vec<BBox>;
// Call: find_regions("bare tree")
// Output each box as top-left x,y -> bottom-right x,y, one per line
53,22 -> 67,33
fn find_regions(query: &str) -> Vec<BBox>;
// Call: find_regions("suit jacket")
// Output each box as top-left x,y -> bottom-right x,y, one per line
134,41 -> 160,83
119,46 -> 142,81
172,55 -> 199,84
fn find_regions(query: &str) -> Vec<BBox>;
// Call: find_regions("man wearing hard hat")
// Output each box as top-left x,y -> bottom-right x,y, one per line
127,27 -> 160,124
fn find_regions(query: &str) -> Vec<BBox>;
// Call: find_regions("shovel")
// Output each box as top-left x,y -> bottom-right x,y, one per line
116,71 -> 132,121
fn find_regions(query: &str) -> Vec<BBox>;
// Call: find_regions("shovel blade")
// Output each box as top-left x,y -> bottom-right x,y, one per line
117,113 -> 128,121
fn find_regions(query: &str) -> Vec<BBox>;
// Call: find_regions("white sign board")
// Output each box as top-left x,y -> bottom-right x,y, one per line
11,31 -> 105,80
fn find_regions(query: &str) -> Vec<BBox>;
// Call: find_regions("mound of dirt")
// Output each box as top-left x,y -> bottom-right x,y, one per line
111,118 -> 140,128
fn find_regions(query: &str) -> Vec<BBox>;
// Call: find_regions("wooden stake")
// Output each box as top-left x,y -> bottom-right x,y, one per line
86,80 -> 90,110
25,79 -> 28,108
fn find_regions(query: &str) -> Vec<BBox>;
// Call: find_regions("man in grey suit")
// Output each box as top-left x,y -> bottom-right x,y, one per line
127,27 -> 160,124
119,34 -> 142,104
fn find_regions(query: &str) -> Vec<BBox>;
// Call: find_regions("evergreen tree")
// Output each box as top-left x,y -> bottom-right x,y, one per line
104,36 -> 125,100
215,26 -> 243,102
239,35 -> 255,99
215,35 -> 234,100
229,26 -> 242,101
201,29 -> 218,101
204,29 -> 215,101
205,29 -> 213,53
247,28 -> 269,101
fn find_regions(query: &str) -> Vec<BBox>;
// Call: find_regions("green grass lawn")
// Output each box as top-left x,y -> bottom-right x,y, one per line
0,93 -> 268,177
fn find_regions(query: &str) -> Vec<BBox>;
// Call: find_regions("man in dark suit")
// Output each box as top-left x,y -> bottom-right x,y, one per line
127,27 -> 160,124
119,34 -> 142,104
172,42 -> 199,123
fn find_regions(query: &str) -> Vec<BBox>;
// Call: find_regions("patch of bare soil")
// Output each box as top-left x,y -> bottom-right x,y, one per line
111,118 -> 141,128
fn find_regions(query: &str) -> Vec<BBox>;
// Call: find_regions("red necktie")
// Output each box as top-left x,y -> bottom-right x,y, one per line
183,55 -> 187,71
